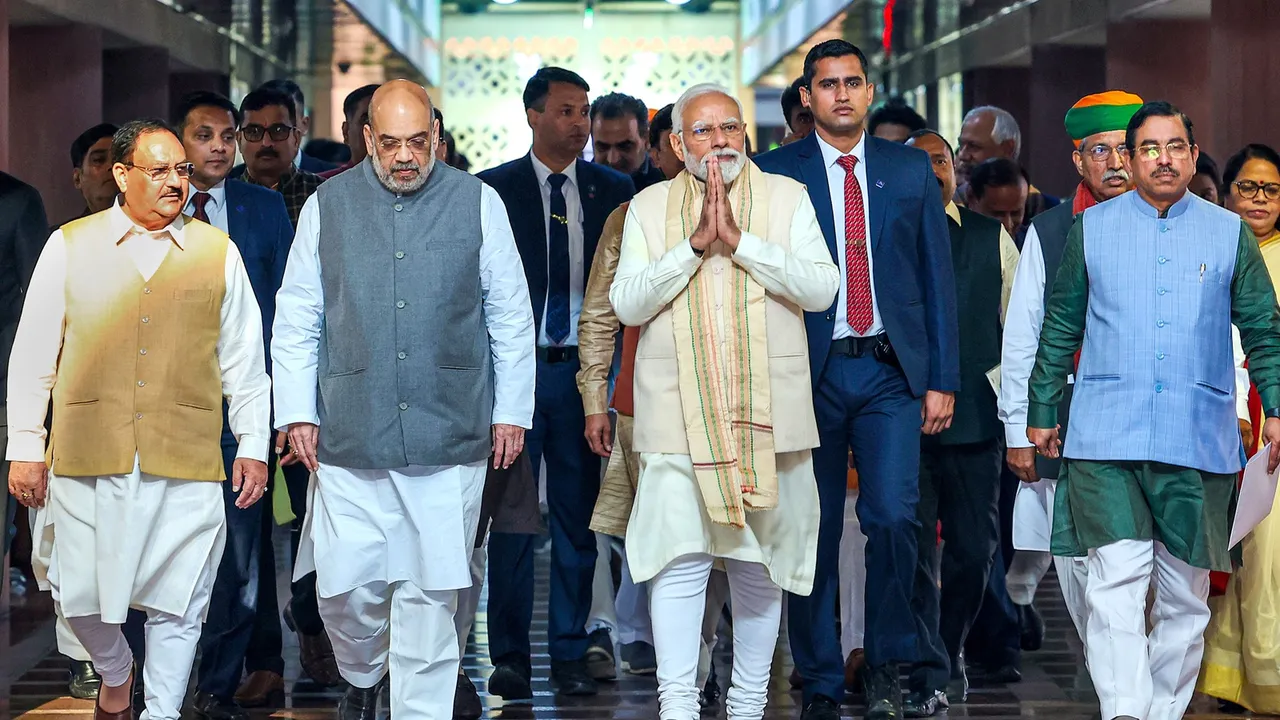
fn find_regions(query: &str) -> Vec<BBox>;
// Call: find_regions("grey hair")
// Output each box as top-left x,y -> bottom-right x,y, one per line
672,83 -> 745,136
964,105 -> 1022,159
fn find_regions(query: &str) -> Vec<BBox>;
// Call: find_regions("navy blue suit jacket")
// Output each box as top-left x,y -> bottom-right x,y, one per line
754,133 -> 960,397
478,155 -> 635,338
220,179 -> 294,445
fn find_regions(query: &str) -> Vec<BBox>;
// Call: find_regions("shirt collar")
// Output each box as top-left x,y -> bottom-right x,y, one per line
187,179 -> 226,213
1131,188 -> 1194,219
945,202 -> 962,226
531,152 -> 578,190
816,130 -> 867,170
110,200 -> 186,249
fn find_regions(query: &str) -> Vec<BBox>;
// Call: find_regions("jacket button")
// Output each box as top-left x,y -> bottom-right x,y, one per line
135,413 -> 143,419
1155,384 -> 1164,393
144,287 -> 152,294
396,300 -> 405,309
395,251 -> 405,259
139,348 -> 147,355
137,380 -> 146,387
398,352 -> 407,360
398,402 -> 408,411
394,203 -> 403,212
141,316 -> 150,323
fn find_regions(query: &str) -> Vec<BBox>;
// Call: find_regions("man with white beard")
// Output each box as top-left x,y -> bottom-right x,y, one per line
609,83 -> 839,720
271,80 -> 536,720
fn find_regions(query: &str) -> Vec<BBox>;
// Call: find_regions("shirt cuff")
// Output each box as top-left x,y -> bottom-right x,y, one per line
492,411 -> 534,430
1260,386 -> 1280,416
581,390 -> 610,417
5,432 -> 48,463
236,434 -> 270,463
274,412 -> 319,432
1026,402 -> 1058,430
675,240 -> 702,269
1004,423 -> 1033,448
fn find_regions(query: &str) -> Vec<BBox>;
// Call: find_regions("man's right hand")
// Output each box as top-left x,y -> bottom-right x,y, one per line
1027,426 -> 1062,460
286,422 -> 320,472
585,413 -> 614,458
1006,446 -> 1038,484
275,430 -> 301,466
690,158 -> 719,253
9,461 -> 49,509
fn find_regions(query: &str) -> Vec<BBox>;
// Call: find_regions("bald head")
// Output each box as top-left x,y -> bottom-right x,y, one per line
364,79 -> 437,194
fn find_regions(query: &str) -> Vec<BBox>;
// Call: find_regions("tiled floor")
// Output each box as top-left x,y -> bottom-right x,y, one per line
2,544 -> 1111,720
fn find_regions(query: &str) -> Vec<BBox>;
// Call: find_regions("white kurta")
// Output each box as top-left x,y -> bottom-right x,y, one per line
611,186 -> 838,596
7,205 -> 271,621
271,183 -> 535,598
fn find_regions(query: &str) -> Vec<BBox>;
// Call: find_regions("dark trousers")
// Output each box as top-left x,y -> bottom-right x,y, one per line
487,356 -> 600,662
788,350 -> 923,704
964,464 -> 1022,668
197,444 -> 266,697
909,439 -> 1002,692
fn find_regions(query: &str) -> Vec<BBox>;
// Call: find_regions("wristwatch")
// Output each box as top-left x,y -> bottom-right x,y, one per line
692,244 -> 705,257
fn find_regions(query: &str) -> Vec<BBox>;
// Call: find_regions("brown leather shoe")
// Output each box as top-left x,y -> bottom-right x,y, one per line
234,670 -> 285,708
94,669 -> 134,720
844,648 -> 867,690
297,630 -> 343,686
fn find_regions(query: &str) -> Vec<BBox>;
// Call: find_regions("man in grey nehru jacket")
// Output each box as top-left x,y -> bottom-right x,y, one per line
271,80 -> 535,720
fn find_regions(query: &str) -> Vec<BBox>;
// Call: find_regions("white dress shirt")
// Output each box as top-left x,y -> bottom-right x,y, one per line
816,131 -> 882,338
271,183 -> 536,433
184,180 -> 229,233
530,153 -> 585,347
7,203 -> 271,463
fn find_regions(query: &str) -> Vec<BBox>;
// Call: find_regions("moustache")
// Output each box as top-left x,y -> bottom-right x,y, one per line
1102,168 -> 1129,183
255,148 -> 280,159
1151,166 -> 1178,179
391,162 -> 419,173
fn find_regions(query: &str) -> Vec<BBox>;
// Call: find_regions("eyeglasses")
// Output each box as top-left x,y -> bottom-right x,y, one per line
687,121 -> 744,141
377,137 -> 432,154
124,162 -> 195,181
1234,180 -> 1280,201
1133,141 -> 1192,161
1083,143 -> 1127,163
240,124 -> 296,142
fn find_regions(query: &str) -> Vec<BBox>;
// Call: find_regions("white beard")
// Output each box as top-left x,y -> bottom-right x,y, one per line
686,148 -> 745,185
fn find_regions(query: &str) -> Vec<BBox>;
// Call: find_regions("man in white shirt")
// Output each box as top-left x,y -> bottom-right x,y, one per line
7,119 -> 271,720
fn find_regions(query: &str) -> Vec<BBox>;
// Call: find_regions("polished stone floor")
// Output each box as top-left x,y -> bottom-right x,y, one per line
0,544 -> 1207,720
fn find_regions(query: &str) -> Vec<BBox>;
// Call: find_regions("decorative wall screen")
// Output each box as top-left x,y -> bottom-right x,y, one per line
444,13 -> 737,172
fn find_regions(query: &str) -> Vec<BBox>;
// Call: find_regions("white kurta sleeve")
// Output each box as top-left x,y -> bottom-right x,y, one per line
1233,325 -> 1250,422
730,192 -> 840,312
610,203 -> 703,327
998,224 -> 1046,449
271,194 -> 323,431
479,185 -> 536,430
5,232 -> 67,462
220,243 -> 271,462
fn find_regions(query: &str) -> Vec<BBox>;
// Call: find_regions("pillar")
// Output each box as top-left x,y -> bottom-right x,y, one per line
1107,19 -> 1213,156
1028,45 -> 1106,198
103,47 -> 172,126
9,24 -> 104,223
1210,0 -> 1280,160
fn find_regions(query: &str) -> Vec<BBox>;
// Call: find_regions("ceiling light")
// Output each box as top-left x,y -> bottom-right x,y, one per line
493,0 -> 519,6
666,0 -> 692,6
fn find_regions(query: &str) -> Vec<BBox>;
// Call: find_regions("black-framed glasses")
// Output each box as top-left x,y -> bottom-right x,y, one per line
1234,180 -> 1280,201
1134,141 -> 1192,161
240,124 -> 296,142
124,162 -> 195,181
1084,143 -> 1127,162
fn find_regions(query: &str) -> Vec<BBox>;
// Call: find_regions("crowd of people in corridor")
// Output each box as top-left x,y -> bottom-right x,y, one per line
4,36 -> 1280,720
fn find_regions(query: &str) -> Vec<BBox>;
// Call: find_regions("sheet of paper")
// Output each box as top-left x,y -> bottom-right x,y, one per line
1012,479 -> 1054,552
1230,443 -> 1280,548
986,365 -> 1001,396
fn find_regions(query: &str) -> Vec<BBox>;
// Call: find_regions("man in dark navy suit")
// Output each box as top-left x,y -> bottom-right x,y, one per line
478,66 -> 635,699
172,91 -> 298,720
755,40 -> 959,720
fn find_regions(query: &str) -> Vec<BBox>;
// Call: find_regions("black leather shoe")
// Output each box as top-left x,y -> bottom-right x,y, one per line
192,692 -> 249,720
1016,602 -> 1045,651
700,663 -> 721,714
865,663 -> 904,720
584,628 -> 617,680
550,658 -> 597,696
903,690 -> 947,718
69,660 -> 102,700
337,680 -> 382,720
487,653 -> 532,700
453,673 -> 482,720
800,695 -> 841,720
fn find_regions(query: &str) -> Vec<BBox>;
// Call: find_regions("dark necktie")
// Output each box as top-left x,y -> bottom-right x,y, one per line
836,155 -> 873,334
546,173 -> 571,345
191,191 -> 212,224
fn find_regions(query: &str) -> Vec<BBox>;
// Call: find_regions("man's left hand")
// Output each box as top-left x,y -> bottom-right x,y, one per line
1263,417 -> 1280,473
231,458 -> 269,509
920,390 -> 955,435
708,156 -> 741,250
493,424 -> 525,470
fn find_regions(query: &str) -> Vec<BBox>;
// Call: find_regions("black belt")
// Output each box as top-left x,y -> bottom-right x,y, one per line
830,333 -> 897,365
537,346 -> 579,364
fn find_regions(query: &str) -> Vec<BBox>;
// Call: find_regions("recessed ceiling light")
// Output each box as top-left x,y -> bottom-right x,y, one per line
493,0 -> 519,6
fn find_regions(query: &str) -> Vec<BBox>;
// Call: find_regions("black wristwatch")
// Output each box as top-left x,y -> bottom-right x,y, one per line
1266,407 -> 1280,419
692,244 -> 705,257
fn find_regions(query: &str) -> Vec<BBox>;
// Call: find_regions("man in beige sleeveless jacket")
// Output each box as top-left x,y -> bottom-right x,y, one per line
6,119 -> 271,720
609,83 -> 839,720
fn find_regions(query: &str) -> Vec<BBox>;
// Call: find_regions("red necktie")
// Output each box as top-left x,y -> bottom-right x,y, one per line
837,155 -> 873,334
191,191 -> 211,224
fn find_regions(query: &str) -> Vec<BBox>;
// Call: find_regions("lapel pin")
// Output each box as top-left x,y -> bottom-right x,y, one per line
588,183 -> 596,200
875,179 -> 885,189
236,205 -> 245,213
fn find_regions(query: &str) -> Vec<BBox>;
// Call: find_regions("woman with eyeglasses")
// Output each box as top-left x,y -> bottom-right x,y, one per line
1198,142 -> 1280,715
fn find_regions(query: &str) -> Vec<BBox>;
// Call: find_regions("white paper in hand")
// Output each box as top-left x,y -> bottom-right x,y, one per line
1230,443 -> 1280,549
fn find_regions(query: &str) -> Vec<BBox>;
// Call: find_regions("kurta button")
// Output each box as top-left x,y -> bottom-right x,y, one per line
395,251 -> 405,259
1158,256 -> 1167,264
396,300 -> 406,309
1161,226 -> 1169,233
713,266 -> 722,275
137,380 -> 145,387
1157,288 -> 1166,295
398,352 -> 407,360
141,316 -> 150,323
1158,353 -> 1166,360
1157,320 -> 1166,328
398,402 -> 408,410
394,203 -> 403,212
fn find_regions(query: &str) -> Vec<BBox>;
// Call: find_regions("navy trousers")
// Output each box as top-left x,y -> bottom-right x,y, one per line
487,356 -> 600,662
789,349 -> 923,704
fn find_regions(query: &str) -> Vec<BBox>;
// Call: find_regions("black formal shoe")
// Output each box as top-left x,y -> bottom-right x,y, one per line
865,663 -> 904,720
584,628 -> 617,680
69,660 -> 102,700
620,641 -> 657,675
985,662 -> 1022,684
337,680 -> 382,720
550,658 -> 598,696
1016,602 -> 1045,651
903,690 -> 947,718
487,654 -> 532,701
799,694 -> 841,720
131,673 -> 145,720
700,663 -> 721,714
192,692 -> 249,720
453,673 -> 482,720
